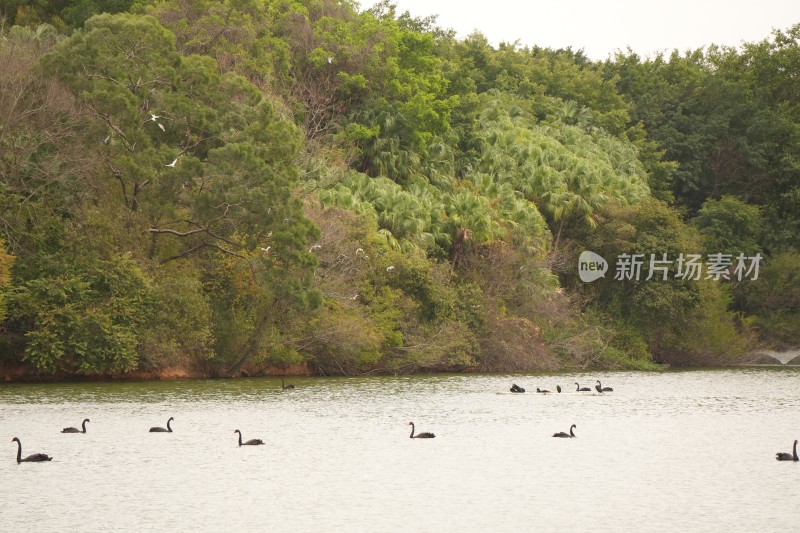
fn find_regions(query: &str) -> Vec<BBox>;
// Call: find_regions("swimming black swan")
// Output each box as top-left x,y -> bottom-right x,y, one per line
149,417 -> 174,432
280,378 -> 295,390
510,384 -> 526,393
575,382 -> 591,392
408,422 -> 435,438
595,380 -> 613,393
62,418 -> 90,433
536,387 -> 550,393
234,430 -> 264,446
776,440 -> 798,461
11,437 -> 52,463
553,424 -> 577,438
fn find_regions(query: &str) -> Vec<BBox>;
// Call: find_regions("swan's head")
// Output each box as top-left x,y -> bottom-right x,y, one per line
168,417 -> 174,422
407,422 -> 413,426
11,437 -> 19,444
234,429 -> 241,434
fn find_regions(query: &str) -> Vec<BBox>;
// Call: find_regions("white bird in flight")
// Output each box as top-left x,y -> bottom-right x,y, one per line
166,158 -> 177,168
386,266 -> 395,272
158,123 -> 165,132
149,113 -> 161,122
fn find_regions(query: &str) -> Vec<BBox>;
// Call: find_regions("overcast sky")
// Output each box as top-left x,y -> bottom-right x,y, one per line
362,0 -> 800,60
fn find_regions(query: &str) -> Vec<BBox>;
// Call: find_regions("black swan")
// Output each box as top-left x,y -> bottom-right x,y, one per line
536,387 -> 550,393
575,382 -> 591,392
11,437 -> 52,463
234,430 -> 264,446
62,418 -> 90,433
553,424 -> 577,438
595,380 -> 613,393
510,384 -> 526,393
408,421 -> 435,439
776,440 -> 798,461
149,417 -> 174,432
280,378 -> 295,390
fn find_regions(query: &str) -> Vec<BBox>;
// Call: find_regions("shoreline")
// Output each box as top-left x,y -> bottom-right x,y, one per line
2,361 -> 798,384
0,361 -> 314,384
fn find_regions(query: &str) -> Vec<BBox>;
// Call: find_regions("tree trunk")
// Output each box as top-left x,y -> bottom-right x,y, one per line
226,309 -> 272,376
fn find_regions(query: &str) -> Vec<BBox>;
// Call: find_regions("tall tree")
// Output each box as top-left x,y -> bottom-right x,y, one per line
2,13 -> 321,373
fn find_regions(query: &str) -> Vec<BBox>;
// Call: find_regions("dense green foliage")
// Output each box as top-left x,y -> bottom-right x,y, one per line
1,1 -> 798,376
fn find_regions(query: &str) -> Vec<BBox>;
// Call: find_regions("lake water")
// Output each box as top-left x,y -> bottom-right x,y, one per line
1,369 -> 799,532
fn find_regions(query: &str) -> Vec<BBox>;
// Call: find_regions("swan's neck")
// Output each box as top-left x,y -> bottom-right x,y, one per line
15,441 -> 21,463
237,432 -> 242,446
167,419 -> 172,432
570,426 -> 575,437
794,441 -> 798,461
81,420 -> 87,433
409,423 -> 415,438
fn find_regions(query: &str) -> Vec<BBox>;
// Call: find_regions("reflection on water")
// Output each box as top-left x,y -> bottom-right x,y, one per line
2,369 -> 800,532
